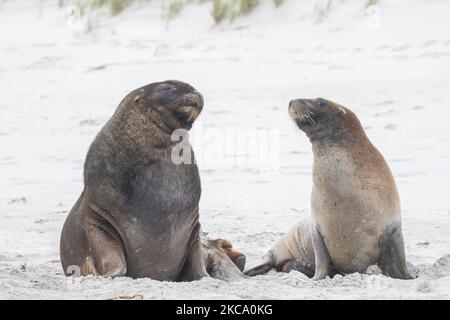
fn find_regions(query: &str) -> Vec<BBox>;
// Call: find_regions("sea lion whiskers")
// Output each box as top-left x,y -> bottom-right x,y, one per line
302,108 -> 317,125
303,111 -> 316,126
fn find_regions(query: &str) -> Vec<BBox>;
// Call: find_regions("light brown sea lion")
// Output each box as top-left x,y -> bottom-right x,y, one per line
244,219 -> 316,277
246,98 -> 415,280
60,80 -> 245,281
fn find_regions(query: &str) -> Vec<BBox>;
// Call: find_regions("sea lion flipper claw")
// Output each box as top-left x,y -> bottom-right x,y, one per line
311,224 -> 331,280
378,223 -> 416,280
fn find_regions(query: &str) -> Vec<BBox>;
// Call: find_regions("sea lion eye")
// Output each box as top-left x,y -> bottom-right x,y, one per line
316,98 -> 326,107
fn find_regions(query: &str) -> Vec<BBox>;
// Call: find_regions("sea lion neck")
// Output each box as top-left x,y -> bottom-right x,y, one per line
310,111 -> 368,154
311,127 -> 369,157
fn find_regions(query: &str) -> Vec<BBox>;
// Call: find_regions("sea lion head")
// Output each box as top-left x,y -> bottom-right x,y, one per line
288,98 -> 363,143
132,80 -> 204,132
205,239 -> 246,281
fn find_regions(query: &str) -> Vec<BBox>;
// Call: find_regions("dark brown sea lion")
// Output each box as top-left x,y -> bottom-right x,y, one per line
60,80 -> 245,281
246,98 -> 415,280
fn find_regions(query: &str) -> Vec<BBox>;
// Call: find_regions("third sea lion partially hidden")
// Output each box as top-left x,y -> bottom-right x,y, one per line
246,98 -> 415,280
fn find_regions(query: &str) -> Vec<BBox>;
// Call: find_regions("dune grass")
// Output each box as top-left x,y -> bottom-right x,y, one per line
59,0 -> 285,24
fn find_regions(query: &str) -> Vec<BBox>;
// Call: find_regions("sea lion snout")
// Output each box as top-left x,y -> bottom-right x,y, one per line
149,81 -> 205,131
288,98 -> 319,113
174,92 -> 203,127
185,91 -> 204,110
288,99 -> 317,127
177,91 -> 204,116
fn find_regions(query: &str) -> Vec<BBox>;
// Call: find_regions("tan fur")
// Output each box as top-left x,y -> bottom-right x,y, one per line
312,141 -> 400,272
271,220 -> 314,268
309,100 -> 402,274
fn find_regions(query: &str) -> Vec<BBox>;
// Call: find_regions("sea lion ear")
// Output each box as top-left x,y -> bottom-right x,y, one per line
338,107 -> 347,115
134,95 -> 141,104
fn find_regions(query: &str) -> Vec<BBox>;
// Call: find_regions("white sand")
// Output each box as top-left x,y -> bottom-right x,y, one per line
0,0 -> 449,299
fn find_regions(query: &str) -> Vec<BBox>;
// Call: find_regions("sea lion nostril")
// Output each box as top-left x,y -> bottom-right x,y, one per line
195,92 -> 204,109
183,92 -> 203,110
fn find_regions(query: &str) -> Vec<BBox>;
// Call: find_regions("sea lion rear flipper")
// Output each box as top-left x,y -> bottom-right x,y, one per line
378,223 -> 416,280
244,252 -> 274,277
84,206 -> 127,278
311,224 -> 332,280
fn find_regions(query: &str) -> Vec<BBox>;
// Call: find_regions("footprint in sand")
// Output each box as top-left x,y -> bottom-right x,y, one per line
424,255 -> 450,279
374,109 -> 395,117
420,40 -> 437,48
374,45 -> 390,51
25,56 -> 64,70
392,44 -> 411,52
79,118 -> 101,127
384,123 -> 398,130
8,197 -> 27,205
374,100 -> 395,106
416,280 -> 433,293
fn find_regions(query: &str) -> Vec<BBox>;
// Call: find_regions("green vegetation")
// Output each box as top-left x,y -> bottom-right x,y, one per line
365,0 -> 378,8
165,0 -> 186,20
211,0 -> 231,24
238,0 -> 260,15
59,0 -> 285,25
273,0 -> 283,7
59,0 -> 133,16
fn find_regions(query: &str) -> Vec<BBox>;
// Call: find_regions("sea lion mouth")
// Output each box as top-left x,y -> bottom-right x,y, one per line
171,92 -> 204,127
159,92 -> 203,130
173,106 -> 201,127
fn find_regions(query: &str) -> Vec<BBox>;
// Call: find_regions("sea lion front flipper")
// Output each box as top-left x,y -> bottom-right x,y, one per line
84,206 -> 127,278
244,252 -> 274,277
291,260 -> 316,278
378,223 -> 416,280
178,235 -> 209,282
311,224 -> 332,280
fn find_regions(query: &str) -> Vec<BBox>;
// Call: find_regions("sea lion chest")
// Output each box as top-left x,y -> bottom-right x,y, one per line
125,159 -> 201,221
311,146 -> 399,272
118,158 -> 202,279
